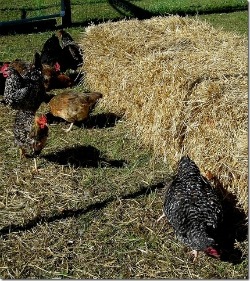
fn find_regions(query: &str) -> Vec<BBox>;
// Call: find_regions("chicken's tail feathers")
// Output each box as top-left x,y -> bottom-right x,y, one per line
33,52 -> 43,71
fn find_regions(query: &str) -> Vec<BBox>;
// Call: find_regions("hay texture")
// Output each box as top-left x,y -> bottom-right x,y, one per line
80,16 -> 248,212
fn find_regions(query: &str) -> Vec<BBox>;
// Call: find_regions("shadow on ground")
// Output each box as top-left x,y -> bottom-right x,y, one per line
107,0 -> 154,19
78,112 -> 123,129
0,180 -> 165,239
213,177 -> 248,265
43,144 -> 127,168
45,112 -> 122,129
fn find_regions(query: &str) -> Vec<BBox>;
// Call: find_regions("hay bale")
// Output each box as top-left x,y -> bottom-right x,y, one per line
80,16 -> 248,212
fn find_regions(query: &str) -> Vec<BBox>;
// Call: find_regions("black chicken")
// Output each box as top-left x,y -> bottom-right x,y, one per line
57,29 -> 83,72
158,155 -> 223,261
3,53 -> 46,112
40,33 -> 63,67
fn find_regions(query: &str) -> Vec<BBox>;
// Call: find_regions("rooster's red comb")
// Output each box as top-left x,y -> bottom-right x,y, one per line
54,62 -> 60,72
36,115 -> 48,128
0,63 -> 9,72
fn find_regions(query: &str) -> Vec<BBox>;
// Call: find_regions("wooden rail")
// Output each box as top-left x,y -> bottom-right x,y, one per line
0,0 -> 72,28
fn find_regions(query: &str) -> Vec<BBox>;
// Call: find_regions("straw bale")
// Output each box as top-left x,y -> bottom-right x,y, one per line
182,76 -> 248,210
80,16 -> 248,212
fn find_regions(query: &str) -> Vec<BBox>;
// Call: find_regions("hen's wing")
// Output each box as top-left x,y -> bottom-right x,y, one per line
58,30 -> 83,71
48,91 -> 102,123
3,67 -> 29,108
59,44 -> 83,71
13,110 -> 35,156
165,176 -> 222,230
22,53 -> 46,111
4,54 -> 46,111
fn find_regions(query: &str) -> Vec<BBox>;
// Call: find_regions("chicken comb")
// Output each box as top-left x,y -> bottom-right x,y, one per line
0,63 -> 9,77
36,115 -> 48,128
205,246 -> 220,259
54,62 -> 61,72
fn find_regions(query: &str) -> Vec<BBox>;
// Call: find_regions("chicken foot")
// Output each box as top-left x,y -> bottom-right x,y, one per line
156,210 -> 166,222
63,122 -> 74,132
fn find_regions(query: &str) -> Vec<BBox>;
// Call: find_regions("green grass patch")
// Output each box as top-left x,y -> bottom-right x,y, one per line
140,0 -> 247,14
0,11 -> 247,63
198,10 -> 248,35
0,0 -> 247,23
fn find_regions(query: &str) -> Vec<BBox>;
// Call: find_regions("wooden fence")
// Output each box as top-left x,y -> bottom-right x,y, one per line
0,0 -> 72,30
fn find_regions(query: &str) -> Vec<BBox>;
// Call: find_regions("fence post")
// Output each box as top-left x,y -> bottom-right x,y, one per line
61,0 -> 72,27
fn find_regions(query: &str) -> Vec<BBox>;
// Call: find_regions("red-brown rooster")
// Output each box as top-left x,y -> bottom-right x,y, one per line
13,110 -> 49,172
42,63 -> 73,91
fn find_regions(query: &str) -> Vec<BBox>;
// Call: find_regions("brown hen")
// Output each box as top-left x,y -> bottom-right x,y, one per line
42,63 -> 73,91
48,91 -> 102,132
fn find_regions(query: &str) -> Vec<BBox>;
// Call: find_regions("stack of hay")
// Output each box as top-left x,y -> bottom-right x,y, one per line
80,16 -> 248,212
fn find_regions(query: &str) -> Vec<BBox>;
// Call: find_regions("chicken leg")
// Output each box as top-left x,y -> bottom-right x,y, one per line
156,210 -> 166,222
189,249 -> 198,262
63,122 -> 74,132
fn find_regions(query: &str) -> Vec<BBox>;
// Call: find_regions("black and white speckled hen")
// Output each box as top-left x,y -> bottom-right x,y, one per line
158,155 -> 223,261
13,110 -> 48,171
57,29 -> 83,72
3,53 -> 46,112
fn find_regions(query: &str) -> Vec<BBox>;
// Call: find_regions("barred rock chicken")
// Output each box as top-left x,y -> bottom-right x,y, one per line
0,59 -> 35,97
48,91 -> 102,132
57,29 -> 83,72
158,155 -> 223,261
3,53 -> 46,112
1,52 -> 43,80
14,110 -> 48,171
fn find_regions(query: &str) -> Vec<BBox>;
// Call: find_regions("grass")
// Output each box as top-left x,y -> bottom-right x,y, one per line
0,9 -> 247,62
0,4 -> 248,280
68,0 -> 248,24
198,10 -> 248,35
0,0 -> 247,23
